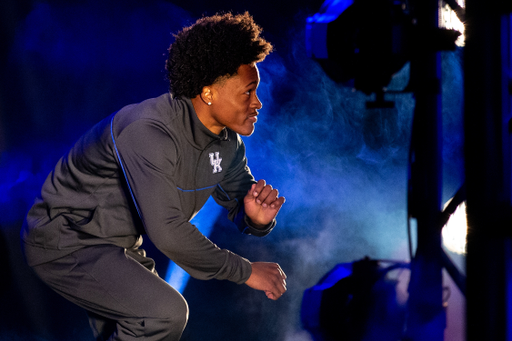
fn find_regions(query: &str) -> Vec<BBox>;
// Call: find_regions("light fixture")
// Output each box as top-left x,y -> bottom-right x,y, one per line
305,0 -> 462,102
306,0 -> 412,96
301,257 -> 408,341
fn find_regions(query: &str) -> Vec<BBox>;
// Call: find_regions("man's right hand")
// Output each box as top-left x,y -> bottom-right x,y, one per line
245,262 -> 287,300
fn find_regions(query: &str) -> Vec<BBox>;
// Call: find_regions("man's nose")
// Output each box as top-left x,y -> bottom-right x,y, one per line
253,94 -> 262,110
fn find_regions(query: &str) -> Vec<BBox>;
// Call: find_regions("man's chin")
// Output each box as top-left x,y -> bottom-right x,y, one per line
240,131 -> 254,137
235,124 -> 255,136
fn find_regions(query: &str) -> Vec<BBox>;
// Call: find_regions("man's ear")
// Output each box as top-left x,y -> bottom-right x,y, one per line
201,87 -> 213,105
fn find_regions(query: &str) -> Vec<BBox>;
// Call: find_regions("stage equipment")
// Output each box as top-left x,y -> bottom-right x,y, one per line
305,0 -> 460,106
305,0 -> 464,340
301,257 -> 408,341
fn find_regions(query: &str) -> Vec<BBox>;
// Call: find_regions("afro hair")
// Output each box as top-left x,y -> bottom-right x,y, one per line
165,12 -> 273,99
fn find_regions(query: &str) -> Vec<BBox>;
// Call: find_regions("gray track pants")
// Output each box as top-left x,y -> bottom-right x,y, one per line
32,244 -> 189,340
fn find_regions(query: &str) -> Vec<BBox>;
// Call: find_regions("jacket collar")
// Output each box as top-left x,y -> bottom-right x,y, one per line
178,96 -> 229,150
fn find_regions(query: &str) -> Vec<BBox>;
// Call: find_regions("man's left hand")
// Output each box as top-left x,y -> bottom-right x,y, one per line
244,179 -> 285,228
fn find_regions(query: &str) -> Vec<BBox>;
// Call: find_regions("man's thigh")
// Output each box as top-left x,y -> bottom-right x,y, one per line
33,244 -> 187,321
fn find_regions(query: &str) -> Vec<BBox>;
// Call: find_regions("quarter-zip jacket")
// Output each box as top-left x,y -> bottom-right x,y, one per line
22,93 -> 274,284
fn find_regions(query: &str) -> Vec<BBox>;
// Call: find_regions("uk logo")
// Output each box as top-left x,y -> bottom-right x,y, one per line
209,152 -> 223,174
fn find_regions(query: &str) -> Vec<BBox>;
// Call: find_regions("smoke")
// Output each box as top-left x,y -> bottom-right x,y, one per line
239,12 -> 464,339
246,13 -> 414,254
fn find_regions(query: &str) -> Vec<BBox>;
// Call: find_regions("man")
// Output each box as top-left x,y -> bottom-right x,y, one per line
22,12 -> 286,340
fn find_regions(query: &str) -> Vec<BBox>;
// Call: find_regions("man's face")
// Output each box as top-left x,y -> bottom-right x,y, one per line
209,64 -> 262,136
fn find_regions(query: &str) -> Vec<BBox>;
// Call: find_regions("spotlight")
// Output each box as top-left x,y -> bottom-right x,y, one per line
301,257 -> 408,341
306,0 -> 461,98
439,0 -> 466,46
306,0 -> 412,96
442,200 -> 467,254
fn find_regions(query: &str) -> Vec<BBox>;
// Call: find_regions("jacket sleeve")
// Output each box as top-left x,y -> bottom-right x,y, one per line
212,134 -> 275,237
114,119 -> 252,284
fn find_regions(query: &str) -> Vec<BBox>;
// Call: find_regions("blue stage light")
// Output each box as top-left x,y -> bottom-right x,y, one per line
301,257 -> 408,341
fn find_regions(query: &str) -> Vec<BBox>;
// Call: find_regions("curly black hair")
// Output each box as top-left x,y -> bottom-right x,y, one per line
165,12 -> 273,99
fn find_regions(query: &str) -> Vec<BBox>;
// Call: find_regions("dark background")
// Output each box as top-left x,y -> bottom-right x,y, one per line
0,0 -> 466,340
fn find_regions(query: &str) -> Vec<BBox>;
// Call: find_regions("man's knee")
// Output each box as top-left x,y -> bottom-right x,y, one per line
140,306 -> 188,341
117,302 -> 188,341
151,289 -> 189,329
167,295 -> 189,331
90,297 -> 189,341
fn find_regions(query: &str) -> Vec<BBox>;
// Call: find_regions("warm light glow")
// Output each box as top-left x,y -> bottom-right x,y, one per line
442,201 -> 467,254
439,0 -> 465,46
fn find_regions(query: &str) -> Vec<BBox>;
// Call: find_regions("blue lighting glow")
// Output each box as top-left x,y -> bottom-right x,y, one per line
164,196 -> 223,293
0,1 -> 467,339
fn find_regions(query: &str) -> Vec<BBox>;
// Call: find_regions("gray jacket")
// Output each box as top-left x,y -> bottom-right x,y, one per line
22,94 -> 274,284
